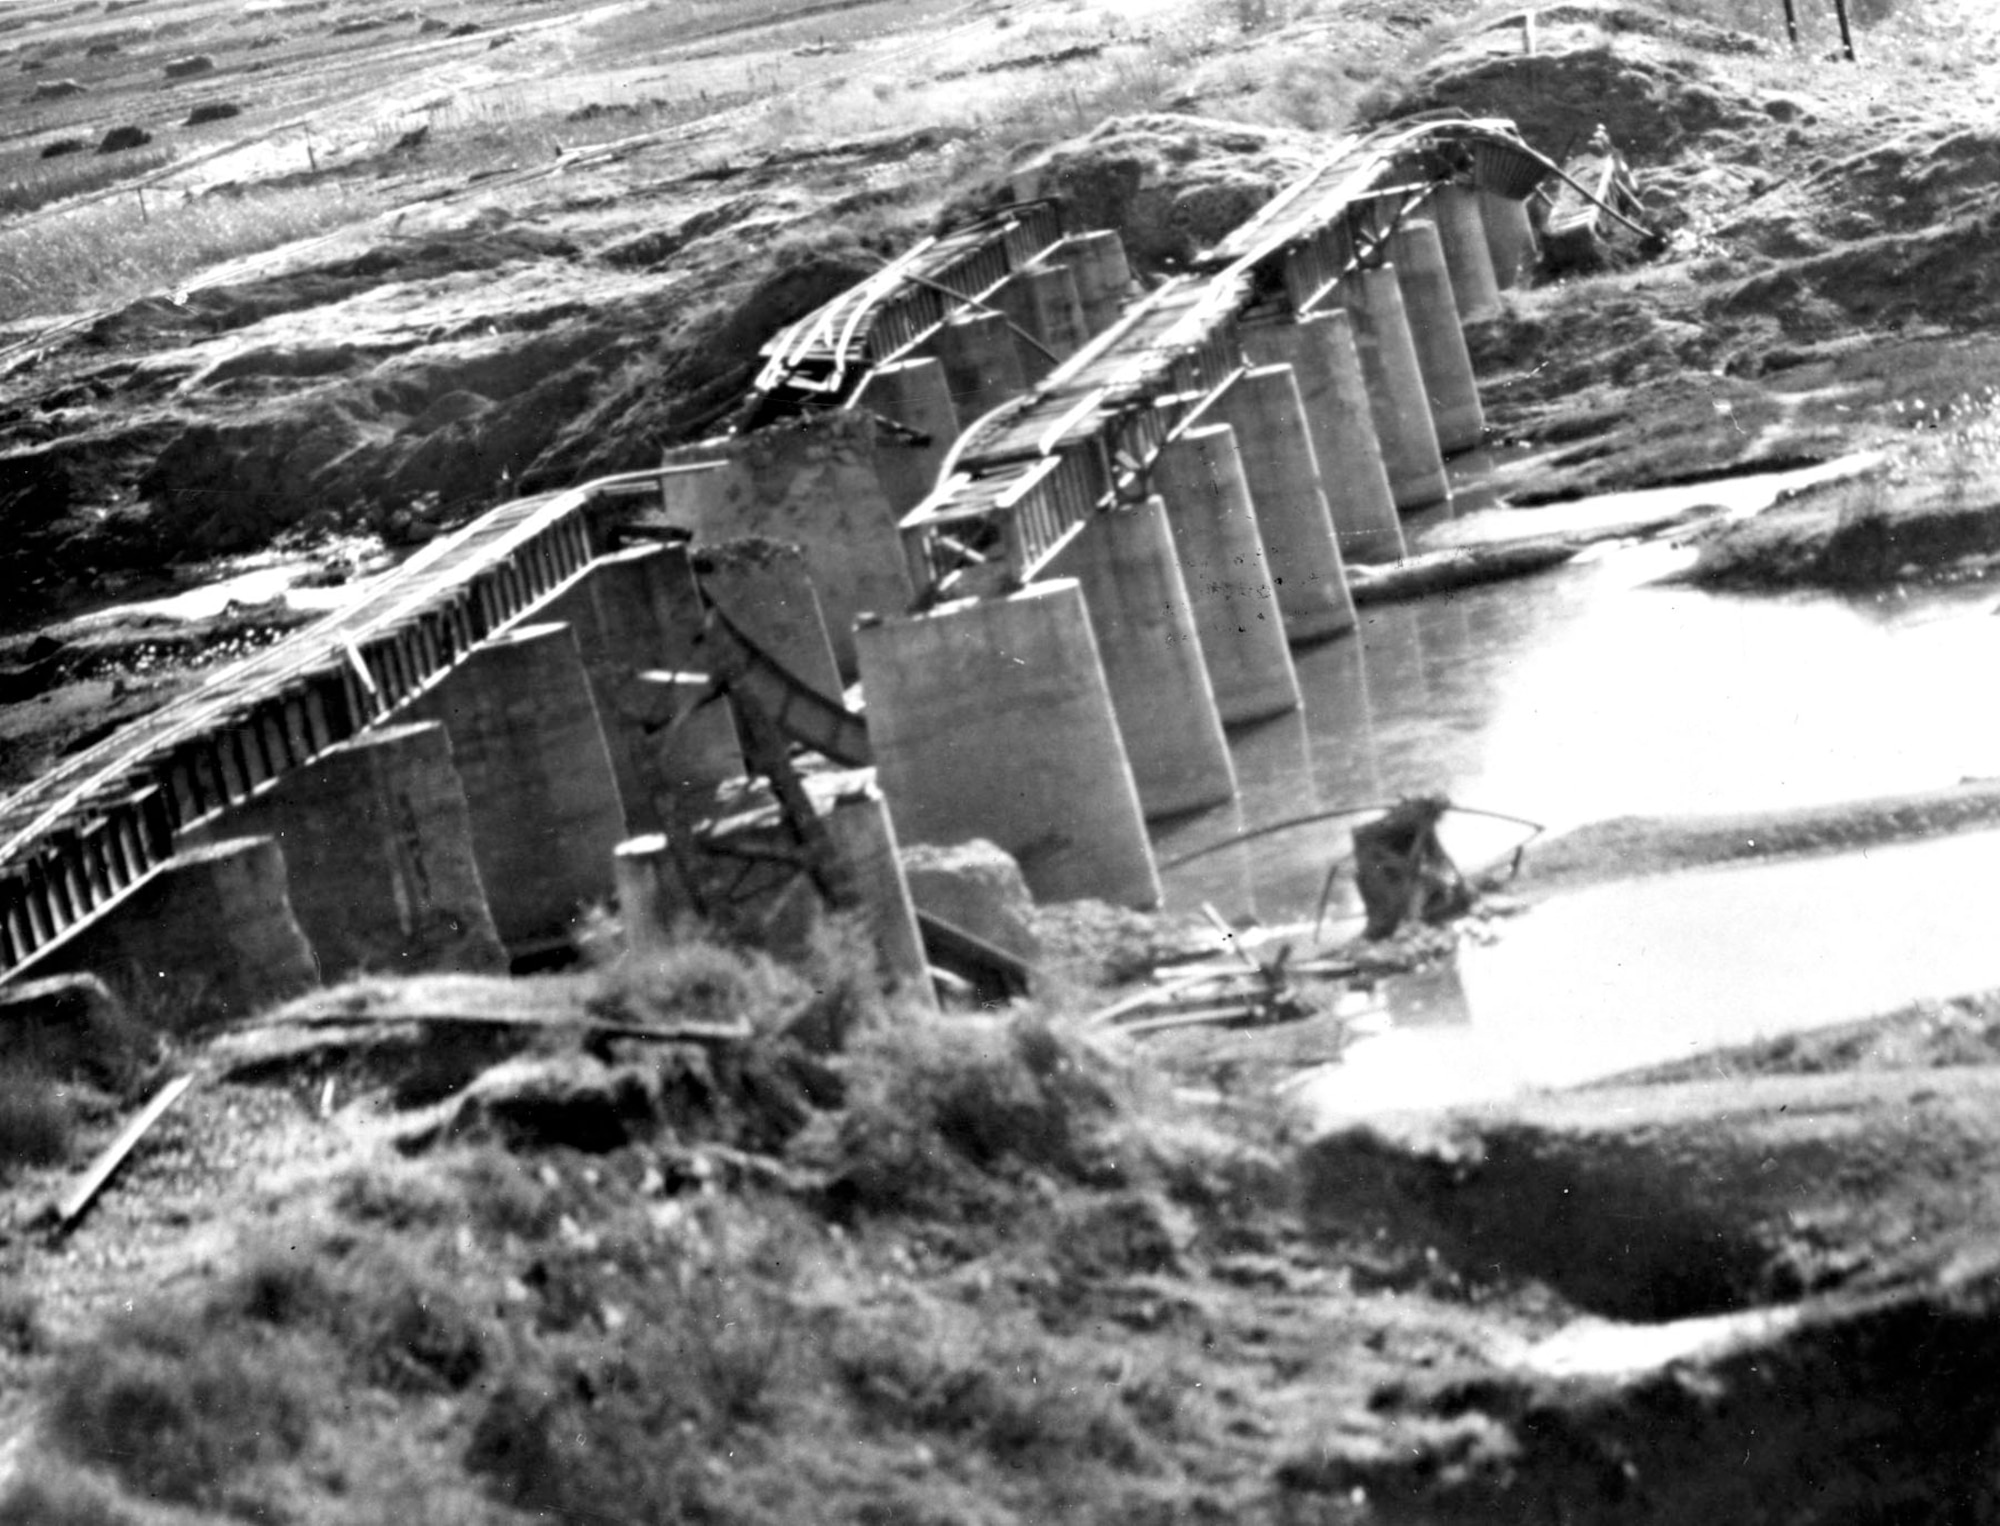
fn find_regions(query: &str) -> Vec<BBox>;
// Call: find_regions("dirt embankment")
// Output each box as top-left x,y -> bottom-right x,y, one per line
5,0 -> 1996,632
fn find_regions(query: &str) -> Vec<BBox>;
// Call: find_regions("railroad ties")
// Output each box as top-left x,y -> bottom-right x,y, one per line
0,482 -> 610,981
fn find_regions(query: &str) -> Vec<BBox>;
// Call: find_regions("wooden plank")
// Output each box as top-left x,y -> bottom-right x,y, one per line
44,1073 -> 195,1233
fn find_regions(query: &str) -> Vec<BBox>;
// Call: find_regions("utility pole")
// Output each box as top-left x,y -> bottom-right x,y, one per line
1781,0 -> 1799,47
1832,0 -> 1856,60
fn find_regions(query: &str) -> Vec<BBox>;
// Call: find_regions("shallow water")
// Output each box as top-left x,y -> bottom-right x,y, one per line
1157,498 -> 2000,927
1148,463 -> 2000,1115
1291,827 -> 2000,1120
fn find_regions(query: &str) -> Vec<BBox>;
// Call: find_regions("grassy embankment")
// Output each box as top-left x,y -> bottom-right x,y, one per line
0,922 -> 1358,1526
1686,383 -> 2000,588
0,0 -> 1386,326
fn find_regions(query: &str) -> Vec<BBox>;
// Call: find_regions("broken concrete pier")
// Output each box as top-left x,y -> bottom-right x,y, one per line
406,621 -> 627,959
857,579 -> 1160,910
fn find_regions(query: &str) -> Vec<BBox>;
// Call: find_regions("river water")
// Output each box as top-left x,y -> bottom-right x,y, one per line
1147,464 -> 2000,1115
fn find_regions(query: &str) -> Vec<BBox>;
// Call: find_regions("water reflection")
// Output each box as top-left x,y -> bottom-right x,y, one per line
1298,828 -> 2000,1120
1161,536 -> 2000,922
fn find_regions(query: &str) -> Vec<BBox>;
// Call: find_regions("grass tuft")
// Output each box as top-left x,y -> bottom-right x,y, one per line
0,1464 -> 153,1526
0,181 -> 381,323
589,931 -> 808,1033
827,1011 -> 1128,1217
43,1304 -> 314,1510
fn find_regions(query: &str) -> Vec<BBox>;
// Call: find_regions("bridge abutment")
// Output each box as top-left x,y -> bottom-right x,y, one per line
1210,364 -> 1358,645
1388,217 -> 1486,456
857,580 -> 1160,909
1241,311 -> 1405,567
1048,494 -> 1237,820
177,720 -> 504,980
406,621 -> 627,960
1157,423 -> 1302,726
1342,264 -> 1451,512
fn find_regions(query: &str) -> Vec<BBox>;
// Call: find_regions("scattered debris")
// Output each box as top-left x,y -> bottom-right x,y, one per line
1542,124 -> 1657,273
1352,796 -> 1475,940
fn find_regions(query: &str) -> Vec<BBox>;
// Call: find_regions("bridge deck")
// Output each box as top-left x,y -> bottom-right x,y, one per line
897,116 -> 1549,599
743,200 -> 1066,424
0,474 -> 668,978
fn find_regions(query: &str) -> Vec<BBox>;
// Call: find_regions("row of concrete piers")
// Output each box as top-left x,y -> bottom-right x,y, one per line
8,148 -> 1544,1017
27,533 -> 946,1022
848,181 -> 1535,912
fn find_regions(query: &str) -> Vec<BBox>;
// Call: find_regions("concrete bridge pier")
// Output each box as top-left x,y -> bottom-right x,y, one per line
857,580 -> 1161,909
852,356 -> 960,514
1156,422 -> 1303,726
996,262 -> 1090,385
932,309 -> 1029,427
1430,185 -> 1503,323
692,538 -> 844,704
1053,230 -> 1135,337
666,413 -> 915,681
35,835 -> 318,1027
177,720 -> 505,980
613,832 -> 696,960
1210,364 -> 1358,645
1242,312 -> 1405,566
1480,190 -> 1538,290
542,543 -> 708,836
823,784 -> 937,1010
621,671 -> 745,823
1341,264 -> 1451,513
406,621 -> 628,959
1387,218 -> 1486,456
1048,494 -> 1237,820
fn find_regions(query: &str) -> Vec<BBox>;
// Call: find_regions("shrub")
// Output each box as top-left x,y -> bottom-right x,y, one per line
0,1287 -> 44,1357
0,1464 -> 151,1526
0,179 -> 378,323
227,1239 -> 490,1396
43,1306 -> 313,1509
828,1012 -> 1128,1217
468,1197 -> 817,1518
837,1306 -> 1152,1470
588,932 -> 807,1033
450,1145 -> 561,1240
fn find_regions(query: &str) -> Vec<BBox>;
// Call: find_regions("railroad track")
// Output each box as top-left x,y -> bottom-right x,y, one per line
0,471 -> 669,980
